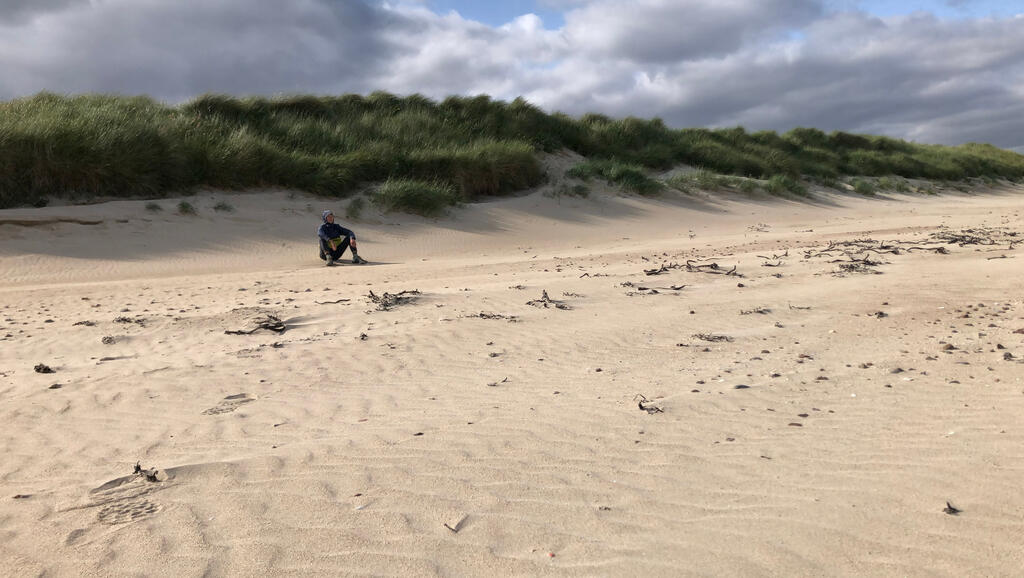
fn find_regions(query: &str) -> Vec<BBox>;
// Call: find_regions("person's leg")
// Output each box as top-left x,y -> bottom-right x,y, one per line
346,239 -> 366,263
320,238 -> 341,265
333,236 -> 351,260
321,238 -> 349,265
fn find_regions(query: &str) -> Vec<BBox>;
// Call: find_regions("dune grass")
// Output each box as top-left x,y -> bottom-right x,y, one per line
1,92 -> 1023,209
566,160 -> 663,196
850,179 -> 877,196
371,178 -> 459,217
666,170 -> 807,197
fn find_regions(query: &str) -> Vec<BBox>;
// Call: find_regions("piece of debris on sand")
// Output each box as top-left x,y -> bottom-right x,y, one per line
224,309 -> 287,335
526,290 -> 571,310
367,290 -> 421,311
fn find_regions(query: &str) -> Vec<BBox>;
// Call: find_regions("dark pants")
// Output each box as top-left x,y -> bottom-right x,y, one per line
319,236 -> 351,261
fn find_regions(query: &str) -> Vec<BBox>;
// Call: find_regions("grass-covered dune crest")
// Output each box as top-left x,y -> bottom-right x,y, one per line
2,91 -> 1024,211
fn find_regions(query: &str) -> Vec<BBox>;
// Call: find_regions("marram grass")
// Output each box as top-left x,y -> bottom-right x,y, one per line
2,92 -> 1023,209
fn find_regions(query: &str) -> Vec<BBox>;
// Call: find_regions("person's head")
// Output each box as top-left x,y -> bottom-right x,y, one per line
322,209 -> 335,224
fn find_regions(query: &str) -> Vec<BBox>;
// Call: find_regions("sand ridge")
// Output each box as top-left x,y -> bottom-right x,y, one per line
2,186 -> 1024,576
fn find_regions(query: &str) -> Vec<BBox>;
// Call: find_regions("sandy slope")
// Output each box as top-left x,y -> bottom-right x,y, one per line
2,183 -> 1024,577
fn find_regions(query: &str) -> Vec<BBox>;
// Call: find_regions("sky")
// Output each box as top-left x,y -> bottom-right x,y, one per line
1,0 -> 1023,149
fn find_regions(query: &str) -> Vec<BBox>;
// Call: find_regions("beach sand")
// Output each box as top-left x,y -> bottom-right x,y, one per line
2,182 -> 1023,576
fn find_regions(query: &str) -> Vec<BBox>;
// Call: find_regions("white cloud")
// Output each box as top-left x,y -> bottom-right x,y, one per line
563,0 -> 821,62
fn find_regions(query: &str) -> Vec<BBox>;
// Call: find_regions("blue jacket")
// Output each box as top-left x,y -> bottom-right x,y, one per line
318,221 -> 355,242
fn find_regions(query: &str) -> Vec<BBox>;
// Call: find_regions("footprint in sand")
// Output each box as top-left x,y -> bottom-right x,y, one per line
65,466 -> 172,530
97,499 -> 162,525
64,528 -> 88,545
202,393 -> 256,415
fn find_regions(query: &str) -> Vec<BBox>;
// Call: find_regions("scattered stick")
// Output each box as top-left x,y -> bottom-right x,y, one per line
444,514 -> 469,533
644,263 -> 681,276
740,307 -> 771,315
114,316 -> 146,326
634,394 -> 664,414
133,462 -> 164,483
315,298 -> 351,305
225,314 -> 286,335
931,229 -> 998,246
904,246 -> 950,254
368,290 -> 420,311
527,290 -> 571,310
693,333 -> 734,343
625,284 -> 685,296
470,312 -> 519,322
834,261 -> 884,276
685,260 -> 741,277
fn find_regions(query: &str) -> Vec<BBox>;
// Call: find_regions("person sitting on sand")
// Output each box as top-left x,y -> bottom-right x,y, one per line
318,210 -> 367,266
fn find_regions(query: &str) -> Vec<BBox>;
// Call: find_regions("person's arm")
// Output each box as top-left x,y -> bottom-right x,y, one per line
317,225 -> 337,250
337,226 -> 357,249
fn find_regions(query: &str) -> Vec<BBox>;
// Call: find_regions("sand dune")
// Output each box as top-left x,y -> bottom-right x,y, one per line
2,184 -> 1023,576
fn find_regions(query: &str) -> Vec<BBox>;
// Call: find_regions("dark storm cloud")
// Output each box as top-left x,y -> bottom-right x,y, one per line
0,0 -> 87,23
0,0 -> 408,101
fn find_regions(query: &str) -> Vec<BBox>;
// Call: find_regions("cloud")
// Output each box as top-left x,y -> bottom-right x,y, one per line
648,12 -> 1024,146
0,0 -> 88,23
0,0 -> 405,101
563,0 -> 822,63
0,0 -> 1022,149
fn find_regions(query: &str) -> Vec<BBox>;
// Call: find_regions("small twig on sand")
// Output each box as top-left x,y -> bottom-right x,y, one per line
685,260 -> 741,277
225,314 -> 286,335
527,290 -> 571,310
634,394 -> 664,414
368,290 -> 421,311
644,263 -> 681,276
471,312 -> 519,322
693,333 -> 734,342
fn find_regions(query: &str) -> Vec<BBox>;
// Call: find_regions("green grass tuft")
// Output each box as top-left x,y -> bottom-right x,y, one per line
372,179 -> 458,217
876,176 -> 911,192
667,170 -> 764,194
765,175 -> 808,197
850,179 -> 876,196
177,201 -> 197,215
566,160 -> 661,195
145,202 -> 162,212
